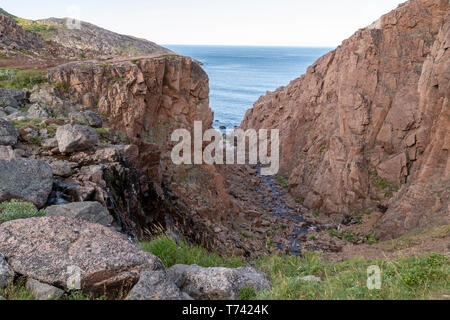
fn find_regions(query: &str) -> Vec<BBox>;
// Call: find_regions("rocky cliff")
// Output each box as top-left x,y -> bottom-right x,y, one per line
241,0 -> 449,239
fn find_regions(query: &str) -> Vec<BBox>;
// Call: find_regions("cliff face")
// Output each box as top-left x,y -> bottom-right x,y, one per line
241,0 -> 449,239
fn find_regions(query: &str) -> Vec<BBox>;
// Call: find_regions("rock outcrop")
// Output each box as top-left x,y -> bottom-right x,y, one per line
0,119 -> 18,146
241,0 -> 449,239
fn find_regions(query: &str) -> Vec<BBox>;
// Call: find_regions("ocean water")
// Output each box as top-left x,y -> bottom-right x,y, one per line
165,45 -> 333,130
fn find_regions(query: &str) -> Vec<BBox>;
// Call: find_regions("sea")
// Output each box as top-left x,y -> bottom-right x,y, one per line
164,45 -> 333,130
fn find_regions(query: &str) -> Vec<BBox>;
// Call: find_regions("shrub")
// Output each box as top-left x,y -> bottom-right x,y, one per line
0,200 -> 46,224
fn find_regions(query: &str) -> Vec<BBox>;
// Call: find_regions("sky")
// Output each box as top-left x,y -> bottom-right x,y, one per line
1,0 -> 406,47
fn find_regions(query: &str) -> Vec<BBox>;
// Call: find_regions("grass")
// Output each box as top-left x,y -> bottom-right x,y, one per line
0,200 -> 46,224
0,68 -> 47,89
139,235 -> 243,269
276,176 -> 289,189
141,235 -> 449,300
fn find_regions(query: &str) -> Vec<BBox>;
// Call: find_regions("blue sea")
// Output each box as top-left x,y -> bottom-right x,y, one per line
165,45 -> 333,130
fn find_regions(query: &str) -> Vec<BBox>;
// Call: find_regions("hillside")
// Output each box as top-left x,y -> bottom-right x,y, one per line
0,7 -> 172,65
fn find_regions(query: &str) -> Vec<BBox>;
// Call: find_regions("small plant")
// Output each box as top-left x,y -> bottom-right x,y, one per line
55,82 -> 70,92
319,145 -> 326,153
0,200 -> 46,224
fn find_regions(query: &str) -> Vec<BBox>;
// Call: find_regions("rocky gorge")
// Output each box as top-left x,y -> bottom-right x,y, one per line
0,0 -> 449,301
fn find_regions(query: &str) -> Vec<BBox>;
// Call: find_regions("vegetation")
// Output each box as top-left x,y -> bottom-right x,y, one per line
14,18 -> 59,40
0,68 -> 46,89
276,176 -> 289,189
0,8 -> 16,19
141,235 -> 449,300
0,200 -> 46,224
140,235 -> 243,268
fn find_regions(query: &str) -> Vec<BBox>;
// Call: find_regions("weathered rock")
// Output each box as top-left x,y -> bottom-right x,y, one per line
48,160 -> 72,177
56,124 -> 99,153
126,270 -> 192,300
42,137 -> 58,149
69,111 -> 102,128
0,295 -> 4,300
0,217 -> 164,297
0,253 -> 14,289
0,146 -> 17,159
0,119 -> 18,146
46,201 -> 113,226
26,278 -> 64,300
0,158 -> 53,208
167,264 -> 271,300
27,103 -> 49,119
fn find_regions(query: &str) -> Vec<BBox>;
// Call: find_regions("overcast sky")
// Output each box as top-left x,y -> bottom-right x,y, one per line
2,0 -> 406,46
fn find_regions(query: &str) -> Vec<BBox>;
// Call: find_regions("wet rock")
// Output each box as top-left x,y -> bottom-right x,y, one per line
46,201 -> 113,226
26,279 -> 64,300
0,119 -> 18,146
69,111 -> 102,128
126,270 -> 192,300
167,264 -> 271,300
0,253 -> 14,289
0,158 -> 53,208
0,217 -> 164,297
56,124 -> 99,153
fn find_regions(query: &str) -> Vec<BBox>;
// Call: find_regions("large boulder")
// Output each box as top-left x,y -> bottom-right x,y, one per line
126,270 -> 192,300
46,201 -> 113,226
0,253 -> 14,289
56,124 -> 99,153
0,158 -> 53,208
167,265 -> 271,300
0,146 -> 17,159
0,119 -> 18,146
27,103 -> 49,119
0,217 -> 164,297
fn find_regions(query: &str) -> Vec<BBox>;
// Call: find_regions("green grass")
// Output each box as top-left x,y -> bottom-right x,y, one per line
0,68 -> 47,89
140,235 -> 244,269
141,235 -> 449,300
0,200 -> 46,224
0,8 -> 17,19
0,284 -> 34,300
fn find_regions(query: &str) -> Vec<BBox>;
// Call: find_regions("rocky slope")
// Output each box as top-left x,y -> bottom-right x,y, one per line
241,0 -> 449,239
0,8 -> 171,66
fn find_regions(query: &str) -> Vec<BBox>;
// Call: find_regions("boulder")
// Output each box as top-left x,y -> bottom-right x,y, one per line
56,124 -> 99,153
48,160 -> 72,177
0,253 -> 14,289
26,278 -> 64,300
69,111 -> 102,128
27,103 -> 49,119
126,270 -> 192,300
0,119 -> 18,146
0,217 -> 164,297
0,158 -> 53,208
167,265 -> 271,300
46,201 -> 113,226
